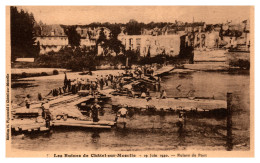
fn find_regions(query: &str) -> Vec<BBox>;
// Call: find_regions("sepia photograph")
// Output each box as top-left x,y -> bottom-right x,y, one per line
5,6 -> 254,157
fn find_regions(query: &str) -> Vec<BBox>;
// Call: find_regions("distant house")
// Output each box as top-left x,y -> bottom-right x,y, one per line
76,26 -> 96,48
76,26 -> 111,55
34,24 -> 69,54
159,22 -> 206,36
221,20 -> 250,49
118,32 -> 180,57
184,22 -> 206,33
76,26 -> 111,46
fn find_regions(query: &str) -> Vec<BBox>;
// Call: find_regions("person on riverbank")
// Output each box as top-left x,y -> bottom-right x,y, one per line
110,74 -> 114,83
177,111 -> 186,128
62,85 -> 67,93
38,93 -> 43,101
41,100 -> 51,119
146,88 -> 152,101
59,87 -> 62,95
89,81 -> 94,95
141,91 -> 146,98
105,75 -> 109,86
100,76 -> 104,90
131,88 -> 135,98
86,79 -> 90,90
67,79 -> 71,92
24,94 -> 31,109
160,90 -> 167,99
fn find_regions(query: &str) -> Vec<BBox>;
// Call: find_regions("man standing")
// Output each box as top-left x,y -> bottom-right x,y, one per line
24,94 -> 31,109
116,106 -> 128,128
41,100 -> 51,119
91,103 -> 100,122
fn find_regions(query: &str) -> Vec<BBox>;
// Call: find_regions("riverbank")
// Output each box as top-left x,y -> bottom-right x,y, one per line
11,68 -> 70,80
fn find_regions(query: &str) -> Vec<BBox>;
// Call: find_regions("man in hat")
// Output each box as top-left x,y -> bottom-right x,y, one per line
41,100 -> 51,119
91,99 -> 101,122
116,105 -> 128,128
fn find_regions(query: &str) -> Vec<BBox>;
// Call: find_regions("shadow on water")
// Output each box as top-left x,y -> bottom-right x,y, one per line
177,124 -> 186,146
11,82 -> 38,88
18,130 -> 53,140
91,129 -> 101,145
178,72 -> 193,79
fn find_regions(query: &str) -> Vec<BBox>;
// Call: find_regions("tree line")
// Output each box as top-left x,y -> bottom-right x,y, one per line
10,6 -> 40,61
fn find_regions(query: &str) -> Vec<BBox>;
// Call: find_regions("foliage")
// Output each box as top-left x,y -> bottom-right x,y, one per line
34,46 -> 97,71
96,26 -> 125,56
65,26 -> 81,47
125,19 -> 142,35
66,20 -> 173,37
53,69 -> 59,75
11,6 -> 39,61
229,59 -> 250,70
41,72 -> 48,76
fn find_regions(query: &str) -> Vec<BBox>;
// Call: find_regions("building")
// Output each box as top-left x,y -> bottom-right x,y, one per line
118,32 -> 180,57
34,24 -> 68,54
76,26 -> 111,50
193,31 -> 220,49
221,20 -> 250,50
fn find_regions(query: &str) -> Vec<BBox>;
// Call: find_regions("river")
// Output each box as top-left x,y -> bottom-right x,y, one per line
11,70 -> 250,151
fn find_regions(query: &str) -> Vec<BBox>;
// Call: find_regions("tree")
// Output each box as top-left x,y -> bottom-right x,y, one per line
96,28 -> 107,45
11,6 -> 38,61
107,25 -> 125,55
96,27 -> 125,56
125,19 -> 142,35
65,26 -> 81,47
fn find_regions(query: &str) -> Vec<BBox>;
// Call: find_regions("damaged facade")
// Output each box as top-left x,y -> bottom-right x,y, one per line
34,24 -> 69,54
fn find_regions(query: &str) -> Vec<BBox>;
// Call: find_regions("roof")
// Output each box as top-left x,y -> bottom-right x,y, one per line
76,26 -> 111,39
35,24 -> 66,37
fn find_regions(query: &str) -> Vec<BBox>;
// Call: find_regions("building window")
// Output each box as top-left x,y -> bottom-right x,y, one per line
136,38 -> 141,46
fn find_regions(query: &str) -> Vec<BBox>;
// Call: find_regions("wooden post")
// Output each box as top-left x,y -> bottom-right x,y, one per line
226,92 -> 233,151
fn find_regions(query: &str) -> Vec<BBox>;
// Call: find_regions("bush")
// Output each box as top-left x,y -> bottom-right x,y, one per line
41,72 -> 48,76
53,69 -> 59,75
21,72 -> 27,78
229,59 -> 250,70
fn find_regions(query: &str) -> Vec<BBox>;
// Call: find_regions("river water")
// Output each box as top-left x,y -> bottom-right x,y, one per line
11,70 -> 250,151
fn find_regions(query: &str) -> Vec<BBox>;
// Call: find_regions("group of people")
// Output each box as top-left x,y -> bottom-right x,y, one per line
133,65 -> 157,78
62,72 -> 127,95
21,68 -> 168,127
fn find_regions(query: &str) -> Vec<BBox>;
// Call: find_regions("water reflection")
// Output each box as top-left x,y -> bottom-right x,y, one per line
11,71 -> 250,151
177,123 -> 186,146
91,130 -> 100,144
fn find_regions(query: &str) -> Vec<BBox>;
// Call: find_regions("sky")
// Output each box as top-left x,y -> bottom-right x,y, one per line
18,6 -> 252,25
